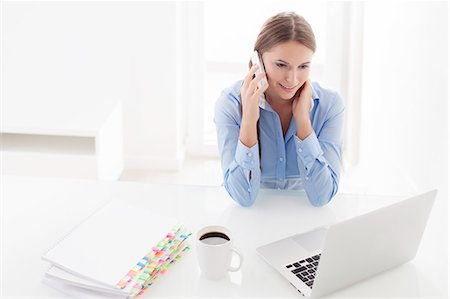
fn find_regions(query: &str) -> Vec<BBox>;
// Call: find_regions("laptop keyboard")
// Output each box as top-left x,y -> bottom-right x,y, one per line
285,254 -> 321,289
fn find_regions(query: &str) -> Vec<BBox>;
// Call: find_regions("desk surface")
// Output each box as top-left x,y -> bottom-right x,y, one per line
1,175 -> 448,298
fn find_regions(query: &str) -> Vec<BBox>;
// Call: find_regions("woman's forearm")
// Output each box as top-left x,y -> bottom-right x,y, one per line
295,113 -> 313,140
239,118 -> 258,147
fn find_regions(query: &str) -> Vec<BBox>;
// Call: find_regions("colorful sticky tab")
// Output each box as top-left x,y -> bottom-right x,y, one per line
115,224 -> 190,298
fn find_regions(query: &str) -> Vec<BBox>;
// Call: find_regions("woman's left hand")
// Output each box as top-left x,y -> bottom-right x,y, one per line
292,79 -> 312,121
292,79 -> 313,140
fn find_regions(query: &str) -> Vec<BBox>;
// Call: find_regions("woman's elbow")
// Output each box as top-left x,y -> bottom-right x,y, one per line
308,184 -> 339,207
233,190 -> 257,207
224,184 -> 257,207
237,197 -> 255,207
309,196 -> 331,207
306,159 -> 341,207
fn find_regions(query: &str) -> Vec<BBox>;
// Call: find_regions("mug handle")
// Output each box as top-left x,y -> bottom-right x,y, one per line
228,248 -> 243,272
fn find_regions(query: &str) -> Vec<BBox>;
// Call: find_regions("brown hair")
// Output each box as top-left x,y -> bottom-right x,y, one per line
250,11 -> 316,68
250,12 -> 316,167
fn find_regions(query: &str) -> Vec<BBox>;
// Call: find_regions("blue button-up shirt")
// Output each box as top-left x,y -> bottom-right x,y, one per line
214,80 -> 345,207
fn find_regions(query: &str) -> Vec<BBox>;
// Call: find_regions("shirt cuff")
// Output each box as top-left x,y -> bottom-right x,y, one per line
235,140 -> 260,170
294,131 -> 323,173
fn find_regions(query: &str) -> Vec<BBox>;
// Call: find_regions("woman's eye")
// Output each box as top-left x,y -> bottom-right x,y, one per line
276,63 -> 286,68
299,65 -> 309,69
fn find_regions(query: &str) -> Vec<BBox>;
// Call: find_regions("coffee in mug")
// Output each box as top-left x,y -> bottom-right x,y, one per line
196,225 -> 243,280
199,231 -> 230,245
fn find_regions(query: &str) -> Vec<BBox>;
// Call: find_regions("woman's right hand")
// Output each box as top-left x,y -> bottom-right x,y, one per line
240,64 -> 268,125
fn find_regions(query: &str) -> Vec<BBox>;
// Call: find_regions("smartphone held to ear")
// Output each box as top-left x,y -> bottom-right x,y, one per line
251,51 -> 268,109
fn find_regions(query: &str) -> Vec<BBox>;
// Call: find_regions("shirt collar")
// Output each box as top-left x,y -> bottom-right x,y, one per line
311,82 -> 320,101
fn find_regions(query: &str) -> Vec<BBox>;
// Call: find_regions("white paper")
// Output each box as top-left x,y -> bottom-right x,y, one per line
42,200 -> 178,289
42,276 -> 128,299
46,265 -> 131,296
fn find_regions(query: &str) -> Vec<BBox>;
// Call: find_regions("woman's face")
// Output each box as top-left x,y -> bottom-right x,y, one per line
262,40 -> 313,101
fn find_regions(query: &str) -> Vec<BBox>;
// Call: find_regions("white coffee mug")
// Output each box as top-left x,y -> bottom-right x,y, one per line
196,225 -> 243,280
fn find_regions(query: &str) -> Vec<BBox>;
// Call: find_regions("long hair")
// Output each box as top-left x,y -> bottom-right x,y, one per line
248,12 -> 316,167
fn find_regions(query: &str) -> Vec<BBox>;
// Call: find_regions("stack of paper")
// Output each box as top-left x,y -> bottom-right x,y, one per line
41,200 -> 191,298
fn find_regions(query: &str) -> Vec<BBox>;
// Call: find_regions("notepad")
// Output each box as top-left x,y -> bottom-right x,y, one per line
41,200 -> 191,297
46,265 -> 128,296
42,276 -> 127,299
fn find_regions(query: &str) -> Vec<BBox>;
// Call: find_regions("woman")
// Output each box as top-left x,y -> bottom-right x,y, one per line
214,12 -> 345,207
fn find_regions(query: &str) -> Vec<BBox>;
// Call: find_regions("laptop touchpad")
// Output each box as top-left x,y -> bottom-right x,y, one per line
292,227 -> 327,252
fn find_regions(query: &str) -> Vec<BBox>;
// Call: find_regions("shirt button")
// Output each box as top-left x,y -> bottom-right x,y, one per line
277,187 -> 281,190
279,178 -> 282,181
279,157 -> 283,162
305,176 -> 309,180
247,188 -> 251,192
298,148 -> 303,153
247,152 -> 253,157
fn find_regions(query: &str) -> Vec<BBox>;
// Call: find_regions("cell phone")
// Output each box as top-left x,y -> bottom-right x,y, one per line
251,51 -> 268,109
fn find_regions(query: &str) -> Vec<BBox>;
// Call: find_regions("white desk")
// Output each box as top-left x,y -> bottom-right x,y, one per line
1,175 -> 447,298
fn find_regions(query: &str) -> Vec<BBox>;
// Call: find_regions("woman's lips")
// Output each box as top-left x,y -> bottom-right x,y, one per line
279,83 -> 298,92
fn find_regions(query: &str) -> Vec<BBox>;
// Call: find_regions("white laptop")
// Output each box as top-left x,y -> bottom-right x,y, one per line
256,190 -> 437,297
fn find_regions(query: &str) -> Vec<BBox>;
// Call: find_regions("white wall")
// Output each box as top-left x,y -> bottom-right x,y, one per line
343,2 -> 448,197
2,1 -> 187,170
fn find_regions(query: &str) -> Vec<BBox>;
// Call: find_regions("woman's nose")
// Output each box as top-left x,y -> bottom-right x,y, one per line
285,70 -> 297,85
